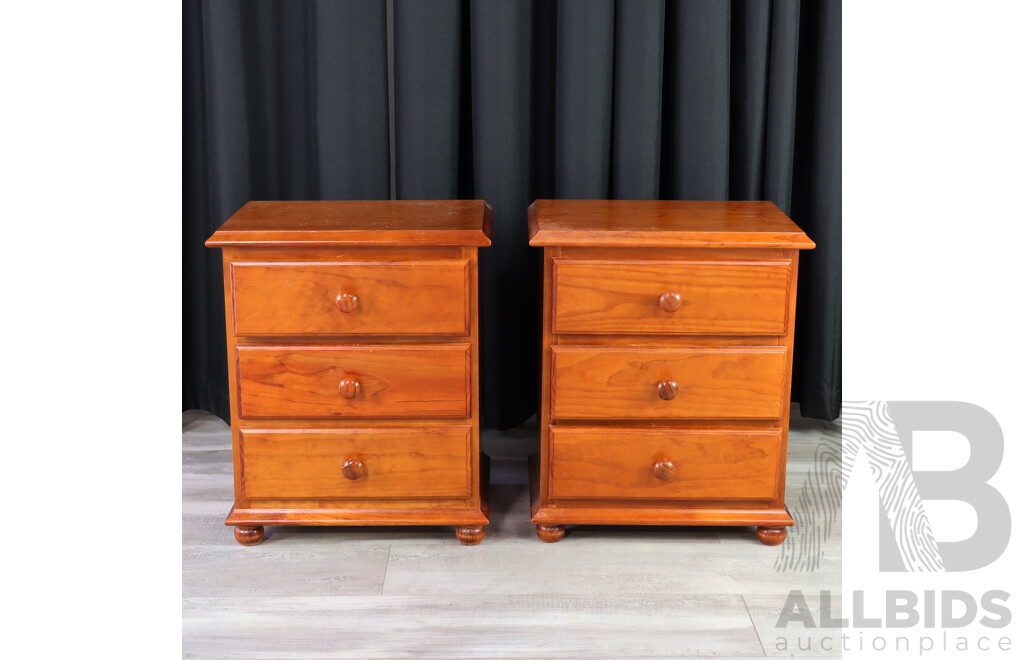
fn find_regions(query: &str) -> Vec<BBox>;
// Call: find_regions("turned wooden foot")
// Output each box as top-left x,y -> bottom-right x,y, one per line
455,525 -> 486,546
536,523 -> 565,543
757,526 -> 787,546
234,525 -> 265,546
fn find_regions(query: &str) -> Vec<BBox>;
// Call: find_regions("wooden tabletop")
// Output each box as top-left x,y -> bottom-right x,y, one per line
528,200 -> 814,249
206,200 -> 492,247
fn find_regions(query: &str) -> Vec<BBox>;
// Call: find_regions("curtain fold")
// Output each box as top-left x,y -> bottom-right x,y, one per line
791,0 -> 842,421
393,0 -> 465,199
314,1 -> 391,199
662,0 -> 732,200
469,0 -> 539,429
553,0 -> 615,198
183,0 -> 842,423
183,0 -> 391,423
611,0 -> 665,200
729,0 -> 771,200
763,0 -> 801,213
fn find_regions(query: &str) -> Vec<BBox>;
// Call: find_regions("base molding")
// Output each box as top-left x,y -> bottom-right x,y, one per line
225,505 -> 489,527
530,504 -> 794,527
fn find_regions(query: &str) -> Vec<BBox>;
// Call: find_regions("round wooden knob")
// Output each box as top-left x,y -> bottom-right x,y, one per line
659,292 -> 683,312
338,376 -> 361,399
342,458 -> 366,480
657,379 -> 679,401
335,292 -> 359,313
653,459 -> 676,481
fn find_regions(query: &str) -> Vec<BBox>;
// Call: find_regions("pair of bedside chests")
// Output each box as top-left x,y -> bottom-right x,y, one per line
206,200 -> 814,546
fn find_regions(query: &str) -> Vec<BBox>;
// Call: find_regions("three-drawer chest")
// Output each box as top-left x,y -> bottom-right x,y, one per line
527,200 -> 814,544
206,200 -> 492,545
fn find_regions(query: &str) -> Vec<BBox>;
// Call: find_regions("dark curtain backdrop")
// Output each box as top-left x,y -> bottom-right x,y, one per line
184,0 -> 841,426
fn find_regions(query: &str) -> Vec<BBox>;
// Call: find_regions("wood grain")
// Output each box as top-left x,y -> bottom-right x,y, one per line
231,260 -> 470,336
224,506 -> 489,526
548,427 -> 780,501
657,379 -> 679,400
529,199 -> 816,248
236,344 -> 470,419
239,427 -> 471,500
183,595 -> 766,658
756,526 -> 788,546
535,523 -> 566,543
219,247 -> 247,510
773,250 -> 802,515
551,258 -> 791,335
207,201 -> 489,540
455,525 -> 486,545
233,525 -> 264,546
340,457 -> 367,480
182,408 -> 841,656
530,201 -> 812,542
206,200 -> 493,247
550,345 -> 788,420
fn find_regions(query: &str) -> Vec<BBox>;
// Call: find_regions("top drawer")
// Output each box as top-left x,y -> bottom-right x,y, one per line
230,260 -> 469,336
551,258 -> 791,335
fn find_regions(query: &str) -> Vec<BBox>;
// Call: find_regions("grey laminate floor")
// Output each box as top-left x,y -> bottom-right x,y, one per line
183,409 -> 841,659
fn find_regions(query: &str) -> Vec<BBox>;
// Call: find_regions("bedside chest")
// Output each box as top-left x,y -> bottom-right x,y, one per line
206,200 -> 491,546
527,200 -> 814,544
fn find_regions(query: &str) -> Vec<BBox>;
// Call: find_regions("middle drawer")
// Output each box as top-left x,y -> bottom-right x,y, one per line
237,345 -> 470,419
551,345 -> 788,420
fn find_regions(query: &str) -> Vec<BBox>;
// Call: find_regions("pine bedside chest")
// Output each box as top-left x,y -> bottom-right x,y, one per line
527,200 -> 814,544
206,200 -> 492,546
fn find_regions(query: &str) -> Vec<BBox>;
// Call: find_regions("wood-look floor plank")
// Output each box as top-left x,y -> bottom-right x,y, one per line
744,593 -> 843,657
382,535 -> 838,597
183,542 -> 391,598
182,409 -> 841,657
183,595 -> 764,658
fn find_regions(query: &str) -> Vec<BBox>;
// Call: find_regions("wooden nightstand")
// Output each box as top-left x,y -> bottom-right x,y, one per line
206,200 -> 491,545
527,200 -> 814,544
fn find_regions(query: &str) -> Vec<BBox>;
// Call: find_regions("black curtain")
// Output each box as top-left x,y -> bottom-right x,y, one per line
184,0 -> 841,426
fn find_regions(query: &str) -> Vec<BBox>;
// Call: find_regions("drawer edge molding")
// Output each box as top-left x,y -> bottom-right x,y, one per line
230,260 -> 471,337
235,344 -> 472,419
225,505 -> 490,526
550,345 -> 789,421
551,258 -> 793,336
238,426 -> 473,500
547,426 -> 782,501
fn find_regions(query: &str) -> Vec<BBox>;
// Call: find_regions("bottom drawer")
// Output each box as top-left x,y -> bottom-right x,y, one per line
549,427 -> 781,501
239,427 -> 471,500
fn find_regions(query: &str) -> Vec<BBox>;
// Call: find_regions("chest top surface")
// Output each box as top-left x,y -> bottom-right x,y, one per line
528,200 -> 814,249
206,200 -> 492,248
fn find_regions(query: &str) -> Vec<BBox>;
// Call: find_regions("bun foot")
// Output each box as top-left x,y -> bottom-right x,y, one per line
456,525 -> 486,546
234,525 -> 265,546
536,523 -> 565,543
757,526 -> 787,546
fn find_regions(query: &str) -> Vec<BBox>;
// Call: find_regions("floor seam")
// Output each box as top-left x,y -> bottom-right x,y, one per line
380,544 -> 392,596
742,594 -> 768,658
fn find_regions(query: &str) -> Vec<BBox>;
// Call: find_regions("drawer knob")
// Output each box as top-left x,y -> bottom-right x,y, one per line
653,459 -> 676,481
338,376 -> 361,399
342,458 -> 366,480
335,292 -> 359,313
659,292 -> 683,312
657,379 -> 679,401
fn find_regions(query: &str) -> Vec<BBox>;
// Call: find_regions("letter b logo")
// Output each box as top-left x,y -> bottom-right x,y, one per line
844,401 -> 1010,572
